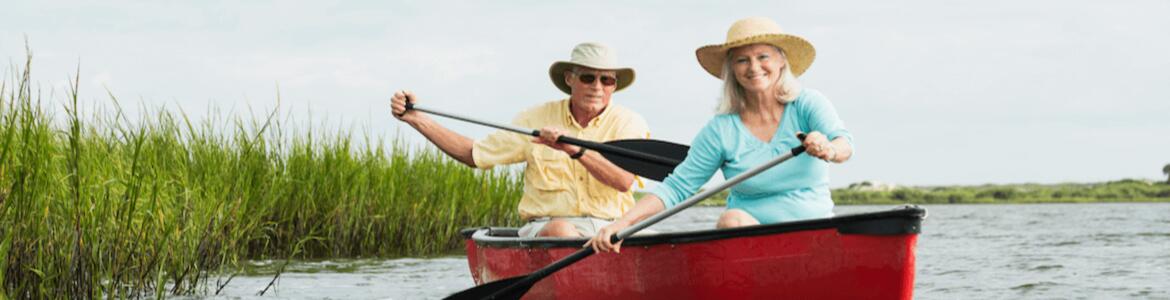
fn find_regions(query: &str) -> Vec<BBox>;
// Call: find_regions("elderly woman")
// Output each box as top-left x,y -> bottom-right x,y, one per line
586,17 -> 853,253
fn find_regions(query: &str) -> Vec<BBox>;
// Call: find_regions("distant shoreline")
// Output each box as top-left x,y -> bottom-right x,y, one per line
830,198 -> 1170,206
637,179 -> 1170,206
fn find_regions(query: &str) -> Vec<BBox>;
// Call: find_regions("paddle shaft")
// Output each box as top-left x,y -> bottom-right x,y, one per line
405,102 -> 681,167
482,142 -> 807,299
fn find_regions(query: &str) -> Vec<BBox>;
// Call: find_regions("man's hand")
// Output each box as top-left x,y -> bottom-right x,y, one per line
390,90 -> 426,125
533,127 -> 582,155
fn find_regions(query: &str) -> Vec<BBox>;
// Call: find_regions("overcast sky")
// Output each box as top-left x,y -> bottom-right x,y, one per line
3,0 -> 1168,187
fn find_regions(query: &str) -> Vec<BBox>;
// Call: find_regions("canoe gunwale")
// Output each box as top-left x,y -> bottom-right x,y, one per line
461,206 -> 925,249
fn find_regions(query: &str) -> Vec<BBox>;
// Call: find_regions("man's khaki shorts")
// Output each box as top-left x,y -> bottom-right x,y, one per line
517,217 -> 613,238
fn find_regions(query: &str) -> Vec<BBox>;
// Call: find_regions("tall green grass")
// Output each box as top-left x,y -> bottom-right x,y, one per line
1,55 -> 524,298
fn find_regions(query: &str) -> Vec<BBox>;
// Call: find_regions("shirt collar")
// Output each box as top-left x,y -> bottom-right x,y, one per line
562,99 -> 611,129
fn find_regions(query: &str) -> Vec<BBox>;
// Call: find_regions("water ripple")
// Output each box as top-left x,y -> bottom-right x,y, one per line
1029,264 -> 1063,271
1136,232 -> 1170,238
1011,281 -> 1060,292
1040,240 -> 1081,247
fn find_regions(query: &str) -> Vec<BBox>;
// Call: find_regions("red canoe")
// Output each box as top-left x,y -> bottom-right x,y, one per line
460,206 -> 926,300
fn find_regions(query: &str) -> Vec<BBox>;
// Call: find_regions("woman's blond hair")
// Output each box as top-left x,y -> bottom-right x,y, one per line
716,45 -> 801,114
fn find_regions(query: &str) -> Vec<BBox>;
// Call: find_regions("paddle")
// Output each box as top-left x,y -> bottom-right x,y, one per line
401,101 -> 689,181
444,134 -> 809,300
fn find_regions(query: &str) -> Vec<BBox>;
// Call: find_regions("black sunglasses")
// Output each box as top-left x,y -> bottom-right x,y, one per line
576,73 -> 617,86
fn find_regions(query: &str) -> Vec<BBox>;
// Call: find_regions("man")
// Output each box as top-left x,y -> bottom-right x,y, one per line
390,42 -> 650,237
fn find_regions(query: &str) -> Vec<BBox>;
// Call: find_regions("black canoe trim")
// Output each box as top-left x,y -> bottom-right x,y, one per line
460,206 -> 926,249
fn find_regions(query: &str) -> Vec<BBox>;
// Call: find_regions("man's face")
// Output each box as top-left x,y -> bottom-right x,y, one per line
564,67 -> 618,113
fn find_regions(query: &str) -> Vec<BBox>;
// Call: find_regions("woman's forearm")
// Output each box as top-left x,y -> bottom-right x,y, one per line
829,137 -> 853,163
615,194 -> 667,226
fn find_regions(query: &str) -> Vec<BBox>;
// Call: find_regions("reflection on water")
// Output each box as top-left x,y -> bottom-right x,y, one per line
174,257 -> 472,300
191,203 -> 1170,299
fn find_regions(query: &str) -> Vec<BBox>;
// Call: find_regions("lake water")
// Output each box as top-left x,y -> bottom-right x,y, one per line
187,203 -> 1170,299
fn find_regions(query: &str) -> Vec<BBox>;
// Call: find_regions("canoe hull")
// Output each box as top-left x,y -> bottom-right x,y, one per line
462,207 -> 924,300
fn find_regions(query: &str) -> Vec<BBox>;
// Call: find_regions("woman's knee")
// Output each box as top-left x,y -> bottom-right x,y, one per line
717,209 -> 759,229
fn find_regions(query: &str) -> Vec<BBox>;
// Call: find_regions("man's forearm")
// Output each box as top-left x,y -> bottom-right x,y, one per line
576,150 -> 635,192
409,116 -> 476,167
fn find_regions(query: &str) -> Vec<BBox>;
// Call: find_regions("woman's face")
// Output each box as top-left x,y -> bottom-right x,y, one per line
730,44 -> 785,93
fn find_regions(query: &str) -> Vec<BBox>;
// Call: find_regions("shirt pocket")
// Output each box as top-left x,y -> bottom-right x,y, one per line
527,147 -> 573,191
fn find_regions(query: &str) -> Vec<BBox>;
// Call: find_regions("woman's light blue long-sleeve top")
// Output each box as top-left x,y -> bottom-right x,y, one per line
648,88 -> 853,224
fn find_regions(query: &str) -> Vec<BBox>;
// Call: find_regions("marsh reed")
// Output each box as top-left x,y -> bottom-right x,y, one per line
0,54 -> 523,298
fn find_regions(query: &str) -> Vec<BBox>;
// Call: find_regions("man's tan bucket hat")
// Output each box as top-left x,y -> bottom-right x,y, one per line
549,42 -> 635,94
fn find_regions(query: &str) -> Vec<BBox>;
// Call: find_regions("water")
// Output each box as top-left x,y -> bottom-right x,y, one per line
190,203 -> 1170,299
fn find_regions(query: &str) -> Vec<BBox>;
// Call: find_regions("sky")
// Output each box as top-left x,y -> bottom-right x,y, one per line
3,0 -> 1169,188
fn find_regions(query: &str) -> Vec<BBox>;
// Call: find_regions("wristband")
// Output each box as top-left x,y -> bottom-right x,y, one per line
570,148 -> 586,159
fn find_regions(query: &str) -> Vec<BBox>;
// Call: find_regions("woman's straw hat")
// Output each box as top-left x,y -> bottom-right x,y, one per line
549,42 -> 635,94
695,17 -> 816,79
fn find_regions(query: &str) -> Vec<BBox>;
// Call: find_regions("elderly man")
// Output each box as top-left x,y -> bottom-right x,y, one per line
390,42 -> 649,237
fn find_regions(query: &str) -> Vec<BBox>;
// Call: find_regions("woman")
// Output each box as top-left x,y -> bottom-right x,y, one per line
586,17 -> 854,253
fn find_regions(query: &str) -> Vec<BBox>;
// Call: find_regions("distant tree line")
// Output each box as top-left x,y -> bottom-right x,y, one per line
654,179 -> 1170,206
834,179 -> 1170,204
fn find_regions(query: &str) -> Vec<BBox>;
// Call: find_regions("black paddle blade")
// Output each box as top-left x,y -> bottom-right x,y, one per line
601,139 -> 689,181
444,275 -> 531,300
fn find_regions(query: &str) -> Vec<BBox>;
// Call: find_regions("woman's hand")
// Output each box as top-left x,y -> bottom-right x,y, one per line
800,131 -> 837,162
532,127 -> 581,155
584,220 -> 631,253
390,90 -> 425,124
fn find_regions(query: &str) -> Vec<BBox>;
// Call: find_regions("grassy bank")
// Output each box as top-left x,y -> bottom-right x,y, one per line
1,57 -> 523,298
676,180 -> 1170,206
832,180 -> 1170,205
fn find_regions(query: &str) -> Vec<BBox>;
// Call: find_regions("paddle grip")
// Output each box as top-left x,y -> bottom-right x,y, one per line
793,133 -> 808,156
396,95 -> 414,117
